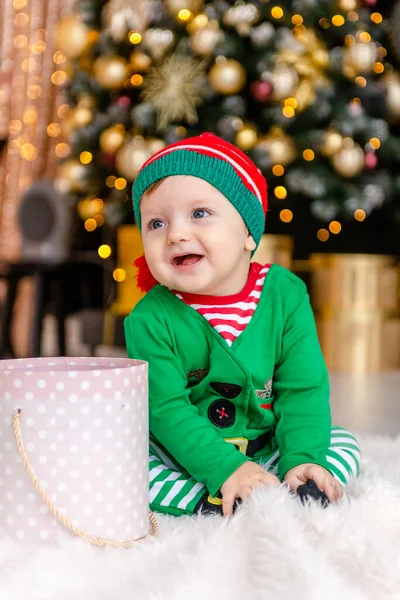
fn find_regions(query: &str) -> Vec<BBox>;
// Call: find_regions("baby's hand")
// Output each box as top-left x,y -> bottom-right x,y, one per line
284,463 -> 343,503
220,461 -> 280,516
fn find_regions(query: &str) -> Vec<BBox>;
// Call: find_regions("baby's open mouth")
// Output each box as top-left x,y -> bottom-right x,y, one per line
173,254 -> 203,266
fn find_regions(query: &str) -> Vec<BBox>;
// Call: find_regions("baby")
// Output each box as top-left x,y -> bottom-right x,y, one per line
124,133 -> 360,517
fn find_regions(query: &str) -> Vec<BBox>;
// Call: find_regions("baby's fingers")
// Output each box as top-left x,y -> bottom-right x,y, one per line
222,491 -> 235,517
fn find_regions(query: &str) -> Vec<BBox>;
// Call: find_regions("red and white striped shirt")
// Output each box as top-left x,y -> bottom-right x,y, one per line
174,263 -> 270,346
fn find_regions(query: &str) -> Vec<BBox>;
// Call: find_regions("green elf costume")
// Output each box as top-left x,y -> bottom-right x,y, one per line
125,133 -> 361,516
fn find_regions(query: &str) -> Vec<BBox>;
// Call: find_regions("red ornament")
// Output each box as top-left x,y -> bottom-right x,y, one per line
133,254 -> 158,293
116,96 -> 131,108
250,80 -> 273,103
364,152 -> 378,170
101,152 -> 116,168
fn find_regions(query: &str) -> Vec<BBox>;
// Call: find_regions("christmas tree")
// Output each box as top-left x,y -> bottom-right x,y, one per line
55,0 -> 400,253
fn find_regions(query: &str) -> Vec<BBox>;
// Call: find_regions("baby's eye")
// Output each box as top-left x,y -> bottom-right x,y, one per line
149,219 -> 165,230
192,209 -> 210,219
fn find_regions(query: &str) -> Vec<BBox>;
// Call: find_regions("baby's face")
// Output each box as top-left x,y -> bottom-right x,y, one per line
140,175 -> 256,295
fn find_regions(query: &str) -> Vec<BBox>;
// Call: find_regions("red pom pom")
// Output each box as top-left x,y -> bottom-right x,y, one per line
133,254 -> 158,293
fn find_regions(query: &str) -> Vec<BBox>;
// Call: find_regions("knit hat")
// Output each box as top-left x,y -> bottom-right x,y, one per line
133,132 -> 268,248
132,132 -> 268,292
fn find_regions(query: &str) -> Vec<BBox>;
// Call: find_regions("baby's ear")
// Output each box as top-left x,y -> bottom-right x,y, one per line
245,233 -> 257,252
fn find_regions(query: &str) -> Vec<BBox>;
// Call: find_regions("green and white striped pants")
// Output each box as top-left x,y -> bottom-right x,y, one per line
149,426 -> 361,516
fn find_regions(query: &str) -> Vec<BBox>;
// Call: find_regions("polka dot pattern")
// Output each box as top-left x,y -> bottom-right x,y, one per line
0,357 -> 149,544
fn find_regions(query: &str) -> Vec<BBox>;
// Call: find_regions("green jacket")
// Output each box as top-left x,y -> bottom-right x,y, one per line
124,264 -> 331,497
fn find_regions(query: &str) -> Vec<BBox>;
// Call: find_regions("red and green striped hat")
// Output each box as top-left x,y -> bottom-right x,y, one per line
133,132 -> 268,248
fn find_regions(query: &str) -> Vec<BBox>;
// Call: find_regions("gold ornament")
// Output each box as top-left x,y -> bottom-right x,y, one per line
223,3 -> 260,36
166,0 -> 203,16
77,196 -> 103,221
293,79 -> 315,112
143,28 -> 175,61
331,138 -> 364,178
384,73 -> 400,121
94,55 -> 129,89
103,0 -> 151,42
209,58 -> 247,95
77,94 -> 96,109
130,51 -> 152,72
190,21 -> 222,55
99,126 -> 126,154
339,0 -> 358,10
56,15 -> 92,59
346,42 -> 377,73
258,127 -> 297,166
55,160 -> 89,193
270,65 -> 299,101
71,105 -> 93,128
321,131 -> 344,156
141,54 -> 205,130
236,125 -> 258,151
115,136 -> 165,180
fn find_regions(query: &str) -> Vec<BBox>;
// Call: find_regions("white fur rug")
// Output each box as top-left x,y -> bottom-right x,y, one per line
1,434 -> 400,600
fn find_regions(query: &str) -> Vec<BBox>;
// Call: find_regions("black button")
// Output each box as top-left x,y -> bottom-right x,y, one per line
210,382 -> 242,399
208,399 -> 236,428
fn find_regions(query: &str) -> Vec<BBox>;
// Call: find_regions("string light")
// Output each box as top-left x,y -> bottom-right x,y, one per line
348,11 -> 359,22
91,198 -> 104,212
31,40 -> 46,54
373,62 -> 384,74
319,18 -> 330,29
85,219 -> 97,232
15,12 -> 29,26
377,47 -> 387,59
27,84 -> 41,99
131,74 -> 143,86
274,186 -> 287,200
369,137 -> 381,149
20,143 -> 38,161
282,106 -> 295,118
317,229 -> 329,242
178,9 -> 193,21
23,107 -> 37,124
332,15 -> 345,26
284,98 -> 298,109
13,35 -> 28,48
98,245 -> 112,259
113,268 -> 127,282
55,143 -> 70,158
303,149 -> 315,161
115,177 -> 127,190
51,71 -> 67,85
359,32 -> 371,43
57,104 -> 70,119
129,31 -> 142,44
8,120 -> 22,134
370,12 -> 383,24
329,221 -> 342,234
271,6 -> 284,19
106,176 -> 116,188
13,0 -> 28,8
355,76 -> 367,87
345,35 -> 355,46
354,209 -> 366,221
53,51 -> 66,65
95,214 -> 105,226
291,14 -> 303,25
47,123 -> 61,137
280,209 -> 293,223
80,151 -> 92,164
272,165 -> 285,176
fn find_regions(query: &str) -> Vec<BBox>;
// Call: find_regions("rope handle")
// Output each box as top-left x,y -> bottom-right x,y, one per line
12,409 -> 158,548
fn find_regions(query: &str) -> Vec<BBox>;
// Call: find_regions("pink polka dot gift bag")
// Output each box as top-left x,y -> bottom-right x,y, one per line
0,357 -> 158,547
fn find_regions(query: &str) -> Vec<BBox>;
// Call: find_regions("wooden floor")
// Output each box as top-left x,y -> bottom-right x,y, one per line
43,316 -> 400,438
